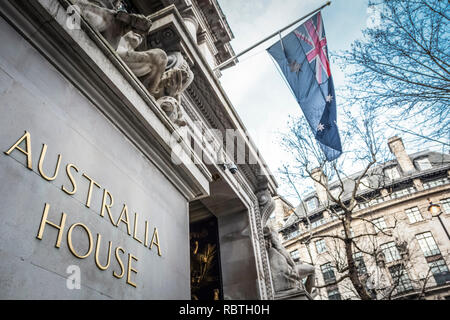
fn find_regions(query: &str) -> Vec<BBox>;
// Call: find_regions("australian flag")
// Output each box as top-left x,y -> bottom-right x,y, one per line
267,12 -> 342,161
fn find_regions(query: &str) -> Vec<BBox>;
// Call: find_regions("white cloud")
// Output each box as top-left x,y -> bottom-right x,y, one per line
217,0 -> 371,204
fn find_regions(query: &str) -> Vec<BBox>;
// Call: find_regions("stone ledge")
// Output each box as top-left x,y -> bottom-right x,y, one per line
275,288 -> 313,300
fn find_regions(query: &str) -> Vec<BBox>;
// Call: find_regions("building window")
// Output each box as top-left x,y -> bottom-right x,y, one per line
415,157 -> 432,171
285,230 -> 301,241
315,239 -> 327,254
290,249 -> 300,261
311,218 -> 326,229
327,288 -> 342,300
372,217 -> 388,232
395,187 -> 415,198
416,232 -> 441,257
389,265 -> 413,294
405,207 -> 423,224
428,258 -> 450,285
384,166 -> 401,180
380,242 -> 401,263
321,263 -> 336,284
353,252 -> 367,275
306,197 -> 318,212
441,198 -> 450,214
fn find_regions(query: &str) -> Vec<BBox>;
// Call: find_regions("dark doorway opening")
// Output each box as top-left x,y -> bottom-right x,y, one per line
189,214 -> 223,300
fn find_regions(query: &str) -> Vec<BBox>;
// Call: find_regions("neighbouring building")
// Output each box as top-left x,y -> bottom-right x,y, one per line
267,196 -> 295,231
277,137 -> 450,300
0,0 -> 280,300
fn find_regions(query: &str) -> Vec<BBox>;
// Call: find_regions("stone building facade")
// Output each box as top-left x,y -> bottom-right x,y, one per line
0,0 -> 280,299
277,137 -> 450,300
267,196 -> 295,231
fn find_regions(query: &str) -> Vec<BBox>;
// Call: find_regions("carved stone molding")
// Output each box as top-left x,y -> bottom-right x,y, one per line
147,26 -> 182,53
253,199 -> 275,300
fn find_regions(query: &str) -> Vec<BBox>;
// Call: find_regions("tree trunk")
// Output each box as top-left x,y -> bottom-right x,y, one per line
343,221 -> 373,300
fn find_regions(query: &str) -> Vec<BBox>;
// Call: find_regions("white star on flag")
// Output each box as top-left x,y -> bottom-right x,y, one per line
326,94 -> 333,103
317,123 -> 325,132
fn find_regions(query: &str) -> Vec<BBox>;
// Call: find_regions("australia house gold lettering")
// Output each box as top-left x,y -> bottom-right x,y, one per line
4,131 -> 33,170
100,189 -> 116,225
36,203 -> 67,248
144,220 -> 149,247
67,222 -> 94,259
127,253 -> 138,288
133,212 -> 143,244
38,144 -> 62,181
4,130 -> 164,288
150,228 -> 162,257
116,204 -> 131,236
113,247 -> 126,279
82,173 -> 101,208
95,233 -> 113,271
62,164 -> 79,195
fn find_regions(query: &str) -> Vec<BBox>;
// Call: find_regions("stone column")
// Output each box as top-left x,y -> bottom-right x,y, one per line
197,31 -> 217,69
182,14 -> 199,43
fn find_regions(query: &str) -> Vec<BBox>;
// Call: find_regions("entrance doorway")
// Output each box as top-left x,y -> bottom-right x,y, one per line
189,201 -> 223,300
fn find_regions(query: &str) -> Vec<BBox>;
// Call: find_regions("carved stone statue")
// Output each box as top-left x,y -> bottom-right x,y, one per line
155,52 -> 194,127
73,0 -> 152,50
155,52 -> 194,100
73,1 -> 195,128
117,31 -> 168,95
264,226 -> 316,295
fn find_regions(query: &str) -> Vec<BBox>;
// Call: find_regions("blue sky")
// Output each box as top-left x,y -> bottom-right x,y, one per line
217,0 -> 447,204
217,0 -> 370,201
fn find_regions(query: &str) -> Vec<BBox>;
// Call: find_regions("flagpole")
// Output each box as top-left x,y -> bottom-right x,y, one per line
213,1 -> 332,72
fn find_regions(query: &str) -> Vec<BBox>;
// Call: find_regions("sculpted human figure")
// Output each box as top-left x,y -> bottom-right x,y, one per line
117,31 -> 168,95
154,52 -> 194,127
154,52 -> 194,101
264,226 -> 316,295
73,0 -> 152,49
73,1 -> 194,127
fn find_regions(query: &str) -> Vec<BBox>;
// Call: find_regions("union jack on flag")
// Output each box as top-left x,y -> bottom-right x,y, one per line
267,11 -> 342,161
294,12 -> 331,84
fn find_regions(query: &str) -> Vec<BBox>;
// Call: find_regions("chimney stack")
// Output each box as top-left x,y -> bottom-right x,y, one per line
311,168 -> 328,204
388,136 -> 416,173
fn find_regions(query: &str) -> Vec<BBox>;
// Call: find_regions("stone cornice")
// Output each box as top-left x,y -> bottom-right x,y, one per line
1,0 -> 213,200
147,5 -> 278,195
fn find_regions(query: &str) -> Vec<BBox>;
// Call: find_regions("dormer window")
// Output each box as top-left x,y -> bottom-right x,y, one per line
306,197 -> 318,212
384,166 -> 401,180
415,157 -> 432,171
358,177 -> 370,191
